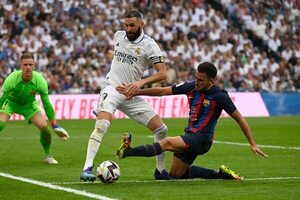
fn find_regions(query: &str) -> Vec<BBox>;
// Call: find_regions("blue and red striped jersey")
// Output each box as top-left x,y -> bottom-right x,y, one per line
172,81 -> 236,136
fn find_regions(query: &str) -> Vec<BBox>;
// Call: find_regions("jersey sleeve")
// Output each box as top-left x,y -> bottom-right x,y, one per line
171,81 -> 195,95
113,31 -> 123,45
0,73 -> 15,108
37,73 -> 56,121
113,31 -> 118,44
147,39 -> 165,65
0,89 -> 8,108
220,90 -> 236,114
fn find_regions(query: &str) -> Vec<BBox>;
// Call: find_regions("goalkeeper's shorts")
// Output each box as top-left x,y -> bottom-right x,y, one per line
0,100 -> 41,122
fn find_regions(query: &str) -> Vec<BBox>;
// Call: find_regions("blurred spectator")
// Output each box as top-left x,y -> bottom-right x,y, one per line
0,0 -> 299,94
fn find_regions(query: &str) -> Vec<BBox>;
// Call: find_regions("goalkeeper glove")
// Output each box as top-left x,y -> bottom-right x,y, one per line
51,120 -> 69,141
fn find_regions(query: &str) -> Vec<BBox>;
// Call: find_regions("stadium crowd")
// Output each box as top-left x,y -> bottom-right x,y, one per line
0,0 -> 299,93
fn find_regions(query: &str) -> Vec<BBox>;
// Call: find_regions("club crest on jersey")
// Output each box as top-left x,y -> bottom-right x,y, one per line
30,90 -> 36,95
135,48 -> 141,55
203,99 -> 211,107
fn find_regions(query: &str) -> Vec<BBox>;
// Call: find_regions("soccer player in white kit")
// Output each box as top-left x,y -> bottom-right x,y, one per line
80,10 -> 170,181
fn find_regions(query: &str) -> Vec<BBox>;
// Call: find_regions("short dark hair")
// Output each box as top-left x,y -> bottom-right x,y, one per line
197,62 -> 217,79
125,10 -> 143,19
21,52 -> 34,60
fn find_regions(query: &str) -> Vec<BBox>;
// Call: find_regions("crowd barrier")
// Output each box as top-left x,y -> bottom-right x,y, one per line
11,92 -> 296,120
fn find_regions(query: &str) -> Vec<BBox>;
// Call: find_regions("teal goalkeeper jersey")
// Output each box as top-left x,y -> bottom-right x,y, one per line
0,70 -> 55,120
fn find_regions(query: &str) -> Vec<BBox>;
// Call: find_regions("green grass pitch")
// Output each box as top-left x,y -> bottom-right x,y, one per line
0,116 -> 299,200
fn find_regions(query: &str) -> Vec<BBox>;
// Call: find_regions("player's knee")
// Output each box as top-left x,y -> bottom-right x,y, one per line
94,119 -> 110,134
0,121 -> 6,132
153,123 -> 167,141
90,119 -> 110,141
36,121 -> 48,131
160,138 -> 173,150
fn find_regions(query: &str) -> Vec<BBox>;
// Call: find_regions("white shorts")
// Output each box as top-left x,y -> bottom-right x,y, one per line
95,85 -> 156,126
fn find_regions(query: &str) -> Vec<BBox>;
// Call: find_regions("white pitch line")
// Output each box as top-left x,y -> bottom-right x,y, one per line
52,176 -> 300,185
213,140 -> 300,150
244,177 -> 300,181
0,172 -> 118,200
146,136 -> 300,150
2,136 -> 299,150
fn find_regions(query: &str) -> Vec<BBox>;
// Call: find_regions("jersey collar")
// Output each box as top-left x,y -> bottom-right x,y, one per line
204,85 -> 219,94
124,30 -> 145,44
17,70 -> 34,84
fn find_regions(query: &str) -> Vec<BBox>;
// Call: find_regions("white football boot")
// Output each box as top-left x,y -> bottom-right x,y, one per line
44,155 -> 58,164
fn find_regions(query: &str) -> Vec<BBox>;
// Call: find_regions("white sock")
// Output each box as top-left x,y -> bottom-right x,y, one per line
83,119 -> 110,170
153,124 -> 167,173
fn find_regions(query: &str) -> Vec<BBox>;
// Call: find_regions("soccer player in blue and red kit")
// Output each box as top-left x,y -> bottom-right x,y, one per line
116,62 -> 268,180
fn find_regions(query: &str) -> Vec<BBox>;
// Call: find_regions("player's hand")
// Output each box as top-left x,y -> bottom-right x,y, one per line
251,145 -> 268,158
116,84 -> 132,99
116,85 -> 127,96
116,83 -> 141,99
51,120 -> 69,141
124,82 -> 142,99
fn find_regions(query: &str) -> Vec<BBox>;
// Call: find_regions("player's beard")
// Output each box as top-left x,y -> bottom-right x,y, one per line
126,27 -> 142,41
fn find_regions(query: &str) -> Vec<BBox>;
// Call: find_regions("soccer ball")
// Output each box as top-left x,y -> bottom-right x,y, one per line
96,160 -> 120,183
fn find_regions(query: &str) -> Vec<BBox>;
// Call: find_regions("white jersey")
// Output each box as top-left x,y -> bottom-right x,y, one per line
106,30 -> 164,86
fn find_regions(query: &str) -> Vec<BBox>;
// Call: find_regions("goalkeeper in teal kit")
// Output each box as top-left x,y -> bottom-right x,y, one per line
0,53 -> 69,164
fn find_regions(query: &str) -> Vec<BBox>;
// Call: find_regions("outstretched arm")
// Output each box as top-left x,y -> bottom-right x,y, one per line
40,93 -> 69,141
38,75 -> 69,140
230,110 -> 268,158
40,93 -> 55,122
117,85 -> 173,98
121,62 -> 167,98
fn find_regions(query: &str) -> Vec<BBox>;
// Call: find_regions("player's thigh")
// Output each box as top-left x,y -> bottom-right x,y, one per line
173,147 -> 198,166
181,133 -> 212,155
170,156 -> 189,178
172,133 -> 212,165
30,112 -> 48,130
95,85 -> 125,115
119,97 -> 157,127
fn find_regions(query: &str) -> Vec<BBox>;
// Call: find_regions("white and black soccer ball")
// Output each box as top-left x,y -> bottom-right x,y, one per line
96,160 -> 120,183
